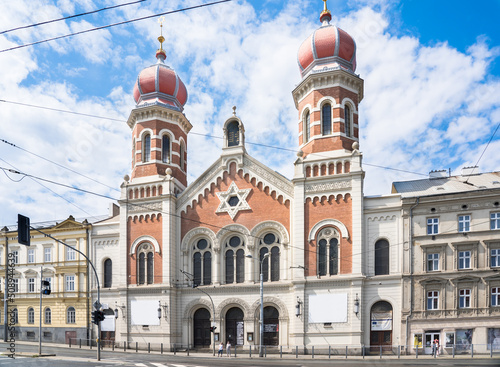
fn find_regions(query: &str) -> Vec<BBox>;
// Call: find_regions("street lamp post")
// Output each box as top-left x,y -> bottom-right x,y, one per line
246,253 -> 269,358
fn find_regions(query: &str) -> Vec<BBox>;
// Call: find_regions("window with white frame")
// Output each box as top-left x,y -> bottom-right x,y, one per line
12,279 -> 19,293
459,289 -> 471,308
492,287 -> 500,306
67,306 -> 76,324
28,307 -> 35,324
65,275 -> 75,291
427,253 -> 439,272
45,307 -> 51,324
492,213 -> 500,230
28,278 -> 35,293
458,251 -> 471,269
28,249 -> 35,263
427,218 -> 439,235
491,249 -> 500,268
11,250 -> 19,264
66,246 -> 76,261
427,290 -> 439,310
458,215 -> 471,233
44,247 -> 52,262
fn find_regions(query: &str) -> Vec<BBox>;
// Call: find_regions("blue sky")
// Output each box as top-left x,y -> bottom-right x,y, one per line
0,0 -> 499,225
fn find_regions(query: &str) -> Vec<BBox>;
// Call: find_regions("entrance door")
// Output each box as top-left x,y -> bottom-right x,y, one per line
225,307 -> 244,345
425,332 -> 440,355
263,306 -> 279,346
193,308 -> 211,347
65,330 -> 76,345
370,301 -> 393,352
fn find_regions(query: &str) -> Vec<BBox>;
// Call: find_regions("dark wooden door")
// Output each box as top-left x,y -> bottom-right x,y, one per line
194,308 -> 211,347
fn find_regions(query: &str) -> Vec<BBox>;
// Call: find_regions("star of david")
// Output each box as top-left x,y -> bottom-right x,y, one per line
215,181 -> 252,220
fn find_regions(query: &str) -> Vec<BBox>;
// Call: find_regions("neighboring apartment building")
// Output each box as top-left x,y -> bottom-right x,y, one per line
0,216 -> 93,343
395,169 -> 500,355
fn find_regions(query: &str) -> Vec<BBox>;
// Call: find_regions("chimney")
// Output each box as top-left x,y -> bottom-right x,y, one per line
461,166 -> 479,176
109,203 -> 120,217
429,170 -> 448,179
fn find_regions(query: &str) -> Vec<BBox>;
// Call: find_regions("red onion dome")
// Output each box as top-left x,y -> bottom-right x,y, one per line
297,6 -> 356,77
133,41 -> 188,111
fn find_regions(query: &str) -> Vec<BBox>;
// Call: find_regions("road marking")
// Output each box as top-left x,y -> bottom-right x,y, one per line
150,363 -> 168,367
135,364 -> 147,366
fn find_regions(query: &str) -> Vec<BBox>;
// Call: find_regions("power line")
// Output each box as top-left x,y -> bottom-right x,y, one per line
0,0 -> 232,53
0,0 -> 147,35
0,99 -> 427,177
465,120 -> 500,183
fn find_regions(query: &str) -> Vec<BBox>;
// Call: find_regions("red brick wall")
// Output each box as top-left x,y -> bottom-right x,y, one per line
304,194 -> 352,276
181,163 -> 290,240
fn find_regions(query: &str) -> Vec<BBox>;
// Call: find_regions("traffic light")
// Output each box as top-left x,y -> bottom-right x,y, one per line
18,214 -> 30,246
91,311 -> 98,325
98,311 -> 105,322
41,280 -> 51,295
210,326 -> 217,333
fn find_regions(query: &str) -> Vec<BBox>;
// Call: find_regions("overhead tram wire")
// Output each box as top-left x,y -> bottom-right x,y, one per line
0,0 -> 233,53
465,120 -> 500,183
0,99 -> 427,178
3,165 -> 493,271
0,0 -> 148,35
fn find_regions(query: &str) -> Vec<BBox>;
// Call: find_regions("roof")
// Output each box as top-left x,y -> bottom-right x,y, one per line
391,171 -> 500,198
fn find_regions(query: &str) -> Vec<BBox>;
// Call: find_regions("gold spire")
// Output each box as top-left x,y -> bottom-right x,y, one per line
320,0 -> 332,23
157,16 -> 165,50
323,0 -> 328,12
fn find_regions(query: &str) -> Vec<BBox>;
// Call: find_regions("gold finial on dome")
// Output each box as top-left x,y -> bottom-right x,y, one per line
157,16 -> 165,50
320,0 -> 332,23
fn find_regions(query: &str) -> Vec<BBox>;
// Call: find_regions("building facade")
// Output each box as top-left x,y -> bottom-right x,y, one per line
0,216 -> 92,344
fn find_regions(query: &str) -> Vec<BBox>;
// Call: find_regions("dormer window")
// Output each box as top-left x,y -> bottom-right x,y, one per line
227,120 -> 240,146
322,103 -> 332,135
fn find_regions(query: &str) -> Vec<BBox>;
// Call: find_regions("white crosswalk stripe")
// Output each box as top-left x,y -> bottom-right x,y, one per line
150,363 -> 168,367
135,364 -> 147,367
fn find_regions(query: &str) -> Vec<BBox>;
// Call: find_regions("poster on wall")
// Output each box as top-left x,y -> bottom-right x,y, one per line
455,329 -> 472,350
309,293 -> 347,323
488,328 -> 500,350
236,321 -> 244,345
413,334 -> 423,348
130,300 -> 160,326
445,332 -> 455,348
371,312 -> 392,331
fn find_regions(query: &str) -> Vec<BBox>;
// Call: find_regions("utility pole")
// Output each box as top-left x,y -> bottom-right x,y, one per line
39,266 -> 42,355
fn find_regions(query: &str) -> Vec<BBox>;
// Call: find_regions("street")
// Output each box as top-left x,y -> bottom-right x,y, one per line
1,342 -> 500,367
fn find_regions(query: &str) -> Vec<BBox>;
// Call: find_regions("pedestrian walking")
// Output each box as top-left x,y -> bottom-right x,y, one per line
218,342 -> 224,357
226,341 -> 231,357
434,339 -> 440,357
431,340 -> 436,357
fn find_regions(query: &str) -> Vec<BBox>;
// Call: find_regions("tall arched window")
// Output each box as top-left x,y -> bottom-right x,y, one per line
227,121 -> 240,147
203,252 -> 212,285
180,141 -> 186,171
132,138 -> 136,166
45,307 -> 51,324
193,252 -> 202,286
322,103 -> 332,135
12,308 -> 18,324
67,306 -> 76,324
375,239 -> 390,275
317,227 -> 339,276
28,307 -> 34,324
162,135 -> 170,163
344,105 -> 351,137
103,258 -> 112,288
142,134 -> 151,162
225,236 -> 244,284
259,233 -> 280,282
193,239 -> 212,286
304,111 -> 310,143
137,243 -> 154,285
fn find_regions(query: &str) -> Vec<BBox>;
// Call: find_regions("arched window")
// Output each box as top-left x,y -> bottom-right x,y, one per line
137,243 -> 154,285
67,306 -> 76,324
259,233 -> 280,282
142,134 -> 151,162
227,121 -> 240,147
103,258 -> 112,288
132,138 -> 136,166
193,239 -> 212,286
162,135 -> 170,163
28,307 -> 34,324
12,308 -> 18,324
225,236 -> 244,284
45,307 -> 51,324
317,227 -> 339,276
322,103 -> 332,135
304,110 -> 310,143
180,141 -> 186,171
375,239 -> 390,275
344,105 -> 351,137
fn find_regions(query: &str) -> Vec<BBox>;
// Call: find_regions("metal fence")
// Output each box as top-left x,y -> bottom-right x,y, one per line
68,340 -> 500,359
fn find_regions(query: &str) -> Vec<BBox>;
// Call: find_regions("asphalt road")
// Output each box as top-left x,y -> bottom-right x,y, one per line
1,342 -> 499,367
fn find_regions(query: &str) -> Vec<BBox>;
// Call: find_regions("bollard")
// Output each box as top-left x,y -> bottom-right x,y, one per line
187,344 -> 190,356
136,342 -> 138,353
124,341 -> 126,352
161,343 -> 163,354
69,338 -> 72,348
112,342 -> 115,351
174,344 -> 176,355
296,345 -> 298,358
380,345 -> 382,359
491,343 -> 493,358
249,345 -> 252,358
79,338 -> 82,349
329,345 -> 331,359
346,345 -> 348,359
362,345 -> 365,359
280,345 -> 282,359
265,345 -> 267,358
234,345 -> 237,358
90,339 -> 92,350
397,345 -> 400,359
471,344 -> 473,358
148,342 -> 150,353
416,345 -> 418,358
312,345 -> 314,358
